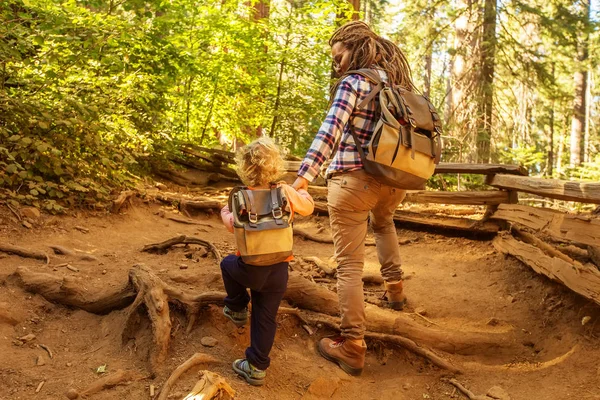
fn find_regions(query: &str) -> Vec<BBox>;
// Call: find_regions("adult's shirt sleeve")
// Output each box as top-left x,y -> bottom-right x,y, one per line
297,78 -> 357,182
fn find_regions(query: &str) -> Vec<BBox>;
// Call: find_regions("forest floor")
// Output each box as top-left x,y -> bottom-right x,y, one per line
1,182 -> 600,400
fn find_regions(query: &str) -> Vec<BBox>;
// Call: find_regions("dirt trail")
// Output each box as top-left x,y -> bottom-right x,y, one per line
1,195 -> 599,400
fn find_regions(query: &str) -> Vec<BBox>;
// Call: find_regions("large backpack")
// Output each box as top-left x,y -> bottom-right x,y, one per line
228,186 -> 293,266
343,69 -> 443,190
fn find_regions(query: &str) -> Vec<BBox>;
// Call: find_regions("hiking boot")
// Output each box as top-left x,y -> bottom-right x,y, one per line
232,359 -> 266,386
317,337 -> 366,376
223,306 -> 248,327
383,280 -> 407,310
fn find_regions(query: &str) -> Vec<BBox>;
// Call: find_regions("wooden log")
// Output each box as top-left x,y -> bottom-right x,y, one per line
286,162 -> 528,176
154,193 -> 222,210
308,186 -> 514,206
491,204 -> 600,248
393,210 -> 500,233
487,174 -> 600,204
434,163 -> 528,176
512,226 -> 585,267
404,190 -> 515,205
312,201 -> 499,233
589,246 -> 600,268
492,233 -> 600,306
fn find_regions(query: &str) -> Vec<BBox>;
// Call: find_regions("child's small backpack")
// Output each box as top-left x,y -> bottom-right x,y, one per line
342,69 -> 443,190
228,186 -> 293,266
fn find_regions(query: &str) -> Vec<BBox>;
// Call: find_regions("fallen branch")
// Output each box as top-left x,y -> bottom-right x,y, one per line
142,235 -> 222,262
0,243 -> 49,264
157,353 -> 219,400
183,371 -> 235,400
6,203 -> 22,221
39,344 -> 53,359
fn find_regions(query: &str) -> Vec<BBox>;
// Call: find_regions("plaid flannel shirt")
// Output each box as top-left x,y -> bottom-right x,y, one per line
298,70 -> 386,182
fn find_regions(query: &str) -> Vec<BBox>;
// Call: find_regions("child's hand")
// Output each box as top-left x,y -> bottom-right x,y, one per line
292,176 -> 309,191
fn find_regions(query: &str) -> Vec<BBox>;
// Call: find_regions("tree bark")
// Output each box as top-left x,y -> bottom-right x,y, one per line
570,0 -> 590,167
477,0 -> 497,163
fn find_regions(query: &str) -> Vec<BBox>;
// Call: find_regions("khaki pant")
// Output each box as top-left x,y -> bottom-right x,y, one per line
327,169 -> 406,339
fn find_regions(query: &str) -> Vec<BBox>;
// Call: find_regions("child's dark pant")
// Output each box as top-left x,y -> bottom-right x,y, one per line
220,254 -> 288,370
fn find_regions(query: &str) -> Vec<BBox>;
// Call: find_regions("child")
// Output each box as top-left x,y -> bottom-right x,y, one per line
220,137 -> 314,386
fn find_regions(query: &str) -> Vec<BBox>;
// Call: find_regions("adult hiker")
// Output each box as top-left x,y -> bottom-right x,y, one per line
292,21 -> 417,376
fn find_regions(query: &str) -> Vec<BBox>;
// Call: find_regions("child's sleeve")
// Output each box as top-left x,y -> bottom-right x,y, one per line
220,205 -> 234,233
282,184 -> 315,216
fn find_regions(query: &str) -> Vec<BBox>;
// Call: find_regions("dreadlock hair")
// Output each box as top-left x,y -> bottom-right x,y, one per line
329,21 -> 416,92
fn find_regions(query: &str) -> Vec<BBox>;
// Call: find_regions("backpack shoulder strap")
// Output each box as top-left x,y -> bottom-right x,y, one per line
343,68 -> 386,109
228,186 -> 245,213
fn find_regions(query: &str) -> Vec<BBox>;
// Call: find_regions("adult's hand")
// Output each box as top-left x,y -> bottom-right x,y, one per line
292,176 -> 309,191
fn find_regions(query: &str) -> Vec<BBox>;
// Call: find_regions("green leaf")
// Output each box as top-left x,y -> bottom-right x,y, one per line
6,164 -> 17,174
32,36 -> 44,45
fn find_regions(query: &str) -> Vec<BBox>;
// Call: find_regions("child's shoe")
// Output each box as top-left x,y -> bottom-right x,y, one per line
232,359 -> 266,386
223,306 -> 248,327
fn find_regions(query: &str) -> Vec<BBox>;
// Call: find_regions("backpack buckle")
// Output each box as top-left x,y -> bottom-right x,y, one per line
272,207 -> 283,219
249,212 -> 258,223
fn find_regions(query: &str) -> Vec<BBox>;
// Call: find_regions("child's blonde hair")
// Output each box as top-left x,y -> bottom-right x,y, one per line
235,137 -> 285,187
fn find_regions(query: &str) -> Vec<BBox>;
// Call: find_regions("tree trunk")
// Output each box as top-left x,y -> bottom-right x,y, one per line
349,0 -> 360,20
570,0 -> 590,167
448,0 -> 477,161
548,63 -> 555,177
477,0 -> 497,163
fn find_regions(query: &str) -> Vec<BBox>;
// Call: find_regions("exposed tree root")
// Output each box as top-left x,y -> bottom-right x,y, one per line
0,243 -> 49,264
142,235 -> 222,262
280,307 -> 461,374
13,264 -> 224,374
157,353 -> 220,400
0,301 -> 21,325
50,245 -> 76,256
13,266 -> 136,314
294,228 -> 334,244
183,371 -> 235,400
113,190 -> 137,213
446,378 -> 490,400
285,273 -> 510,356
13,265 -> 510,376
302,256 -> 336,275
462,345 -> 579,372
66,369 -> 144,399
